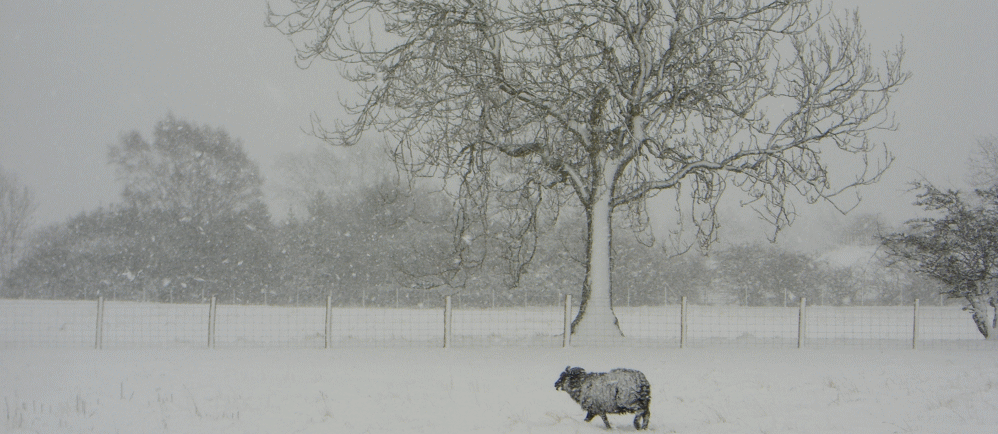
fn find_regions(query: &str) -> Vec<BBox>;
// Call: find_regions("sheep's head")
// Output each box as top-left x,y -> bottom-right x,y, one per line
554,366 -> 586,391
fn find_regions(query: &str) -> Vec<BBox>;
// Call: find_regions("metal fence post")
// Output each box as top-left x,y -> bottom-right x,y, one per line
563,294 -> 572,348
912,299 -> 920,350
443,295 -> 452,348
680,296 -> 688,349
94,296 -> 104,350
797,297 -> 807,349
208,295 -> 217,348
325,294 -> 333,349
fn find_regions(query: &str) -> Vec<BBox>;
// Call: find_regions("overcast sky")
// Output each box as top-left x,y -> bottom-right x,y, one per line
2,1 -> 997,245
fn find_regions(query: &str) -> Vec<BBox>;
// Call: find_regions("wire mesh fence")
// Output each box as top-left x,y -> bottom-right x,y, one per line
103,300 -> 210,348
1,295 -> 996,350
0,300 -> 97,348
685,304 -> 800,348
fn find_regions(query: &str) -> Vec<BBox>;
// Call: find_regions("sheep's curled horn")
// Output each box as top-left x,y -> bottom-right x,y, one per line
554,366 -> 651,430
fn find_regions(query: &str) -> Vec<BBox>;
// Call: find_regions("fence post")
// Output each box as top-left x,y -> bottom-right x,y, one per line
680,296 -> 687,349
94,296 -> 104,350
443,295 -> 452,348
208,295 -> 217,349
797,297 -> 807,349
325,294 -> 333,349
563,294 -> 572,348
912,298 -> 920,350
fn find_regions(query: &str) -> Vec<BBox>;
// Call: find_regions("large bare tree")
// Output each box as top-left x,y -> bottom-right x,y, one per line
0,166 -> 36,293
268,0 -> 907,343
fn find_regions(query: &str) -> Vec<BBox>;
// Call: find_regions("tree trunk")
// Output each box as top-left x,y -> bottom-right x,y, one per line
570,164 -> 624,345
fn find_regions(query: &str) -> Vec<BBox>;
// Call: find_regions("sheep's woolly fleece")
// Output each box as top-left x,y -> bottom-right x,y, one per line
555,366 -> 651,430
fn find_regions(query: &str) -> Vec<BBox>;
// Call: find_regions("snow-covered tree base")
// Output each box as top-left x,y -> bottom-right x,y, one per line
571,307 -> 625,346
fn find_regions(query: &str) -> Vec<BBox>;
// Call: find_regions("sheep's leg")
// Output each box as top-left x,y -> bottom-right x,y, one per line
584,411 -> 596,422
634,409 -> 650,430
599,414 -> 611,429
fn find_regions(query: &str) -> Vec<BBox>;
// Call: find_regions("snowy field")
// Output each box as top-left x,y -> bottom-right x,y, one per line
0,300 -> 988,349
3,347 -> 997,433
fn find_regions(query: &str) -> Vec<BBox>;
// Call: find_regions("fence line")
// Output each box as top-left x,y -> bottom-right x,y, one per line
1,297 -> 995,350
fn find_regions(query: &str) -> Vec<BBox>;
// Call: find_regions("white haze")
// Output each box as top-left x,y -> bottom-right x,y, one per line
1,1 -> 996,248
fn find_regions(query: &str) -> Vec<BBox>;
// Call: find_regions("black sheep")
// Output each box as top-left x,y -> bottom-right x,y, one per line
554,366 -> 651,430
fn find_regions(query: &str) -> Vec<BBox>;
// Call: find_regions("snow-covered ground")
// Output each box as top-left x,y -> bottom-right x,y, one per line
3,347 -> 996,433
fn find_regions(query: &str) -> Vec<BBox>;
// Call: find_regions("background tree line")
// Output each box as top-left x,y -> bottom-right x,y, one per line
1,114 -> 936,307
